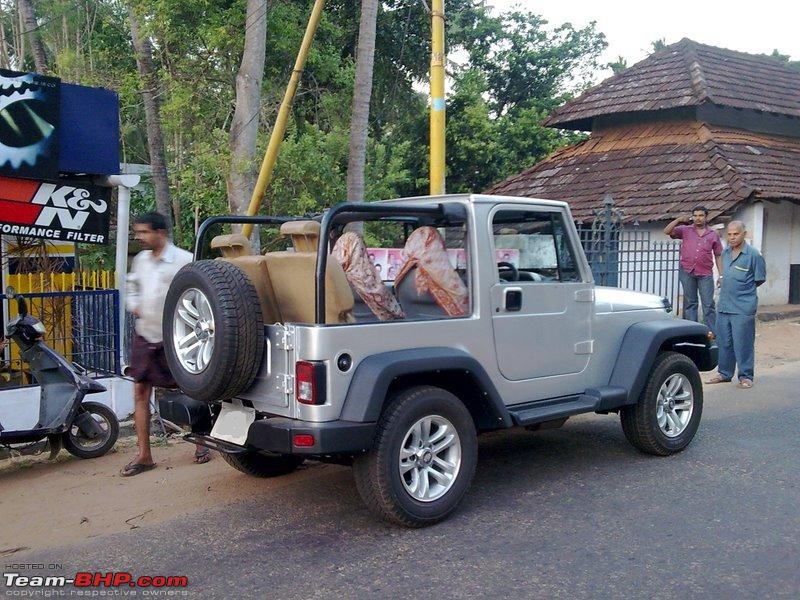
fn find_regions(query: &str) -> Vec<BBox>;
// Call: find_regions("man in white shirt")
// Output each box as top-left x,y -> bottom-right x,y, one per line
121,212 -> 209,476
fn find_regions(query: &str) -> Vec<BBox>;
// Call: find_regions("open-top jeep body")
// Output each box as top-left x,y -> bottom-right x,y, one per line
161,194 -> 717,526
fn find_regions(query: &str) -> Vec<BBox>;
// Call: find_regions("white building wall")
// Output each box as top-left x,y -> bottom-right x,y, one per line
756,201 -> 795,305
727,201 -> 793,306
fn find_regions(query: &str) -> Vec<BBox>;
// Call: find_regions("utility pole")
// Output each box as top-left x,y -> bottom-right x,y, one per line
429,0 -> 446,196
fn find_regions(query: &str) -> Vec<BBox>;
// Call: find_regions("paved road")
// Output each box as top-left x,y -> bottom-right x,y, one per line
7,362 -> 800,599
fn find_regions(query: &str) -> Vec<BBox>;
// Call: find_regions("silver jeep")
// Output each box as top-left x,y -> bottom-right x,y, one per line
161,194 -> 717,527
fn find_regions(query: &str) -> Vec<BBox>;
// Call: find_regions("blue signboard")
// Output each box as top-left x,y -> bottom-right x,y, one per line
59,83 -> 119,176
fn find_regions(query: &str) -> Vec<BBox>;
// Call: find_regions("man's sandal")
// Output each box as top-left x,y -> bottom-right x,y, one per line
706,375 -> 731,384
737,379 -> 753,389
194,449 -> 212,464
119,461 -> 157,477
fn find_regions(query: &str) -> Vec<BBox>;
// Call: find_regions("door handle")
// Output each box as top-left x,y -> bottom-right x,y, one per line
503,287 -> 522,312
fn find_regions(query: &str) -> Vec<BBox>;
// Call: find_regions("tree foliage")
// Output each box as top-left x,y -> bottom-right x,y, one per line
0,0 -> 608,262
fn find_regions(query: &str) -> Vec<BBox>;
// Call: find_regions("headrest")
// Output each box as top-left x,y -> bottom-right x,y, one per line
280,220 -> 320,252
210,233 -> 251,258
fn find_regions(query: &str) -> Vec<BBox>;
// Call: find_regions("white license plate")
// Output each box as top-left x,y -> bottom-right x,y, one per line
210,402 -> 256,447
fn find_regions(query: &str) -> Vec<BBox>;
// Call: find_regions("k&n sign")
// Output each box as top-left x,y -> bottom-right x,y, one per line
0,175 -> 111,244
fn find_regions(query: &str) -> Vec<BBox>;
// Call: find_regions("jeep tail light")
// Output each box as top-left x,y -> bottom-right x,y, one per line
295,360 -> 326,405
293,434 -> 315,447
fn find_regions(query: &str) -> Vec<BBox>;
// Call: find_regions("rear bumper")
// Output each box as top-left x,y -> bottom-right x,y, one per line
245,417 -> 376,455
163,394 -> 376,455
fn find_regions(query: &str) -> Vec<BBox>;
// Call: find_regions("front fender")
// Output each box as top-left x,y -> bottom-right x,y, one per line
610,319 -> 717,405
340,347 -> 512,428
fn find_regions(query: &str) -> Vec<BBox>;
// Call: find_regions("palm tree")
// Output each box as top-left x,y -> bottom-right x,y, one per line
128,5 -> 173,233
346,0 -> 379,206
228,0 -> 268,226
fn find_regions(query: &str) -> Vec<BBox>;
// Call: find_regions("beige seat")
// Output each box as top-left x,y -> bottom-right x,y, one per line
212,233 -> 280,323
223,254 -> 282,324
224,220 -> 354,324
261,252 -> 354,324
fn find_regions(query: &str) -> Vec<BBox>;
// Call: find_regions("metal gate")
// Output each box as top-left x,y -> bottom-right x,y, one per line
576,196 -> 681,310
1,289 -> 120,388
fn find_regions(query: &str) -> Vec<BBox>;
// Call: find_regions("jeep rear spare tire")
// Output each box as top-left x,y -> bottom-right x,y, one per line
163,260 -> 264,402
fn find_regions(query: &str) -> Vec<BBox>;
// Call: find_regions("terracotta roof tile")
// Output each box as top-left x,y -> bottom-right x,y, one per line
545,39 -> 800,129
486,121 -> 800,223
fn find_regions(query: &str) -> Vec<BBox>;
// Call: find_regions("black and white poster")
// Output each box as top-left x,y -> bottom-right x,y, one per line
0,69 -> 61,181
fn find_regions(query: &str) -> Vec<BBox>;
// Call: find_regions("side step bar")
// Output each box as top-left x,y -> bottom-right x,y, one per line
184,433 -> 249,454
507,386 -> 628,427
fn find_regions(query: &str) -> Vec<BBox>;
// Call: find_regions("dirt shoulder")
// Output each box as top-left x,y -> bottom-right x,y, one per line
2,318 -> 798,555
0,436 -> 344,556
753,317 -> 800,370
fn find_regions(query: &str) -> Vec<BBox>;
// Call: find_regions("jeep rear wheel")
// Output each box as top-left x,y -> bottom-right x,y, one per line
221,451 -> 304,477
353,385 -> 477,527
163,260 -> 264,402
620,351 -> 703,456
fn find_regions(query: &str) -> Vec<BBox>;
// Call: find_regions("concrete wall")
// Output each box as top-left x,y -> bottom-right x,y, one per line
729,201 -> 796,306
760,201 -> 794,305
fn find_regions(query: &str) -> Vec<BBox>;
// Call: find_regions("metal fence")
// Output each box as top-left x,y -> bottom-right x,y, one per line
577,196 -> 682,310
1,290 -> 120,389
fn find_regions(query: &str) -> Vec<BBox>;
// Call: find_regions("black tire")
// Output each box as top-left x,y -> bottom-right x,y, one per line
620,351 -> 703,456
353,385 -> 478,527
163,260 -> 264,402
62,401 -> 119,459
221,451 -> 304,477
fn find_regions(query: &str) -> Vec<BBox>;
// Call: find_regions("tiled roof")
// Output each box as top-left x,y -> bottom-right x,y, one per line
545,38 -> 800,130
486,120 -> 800,223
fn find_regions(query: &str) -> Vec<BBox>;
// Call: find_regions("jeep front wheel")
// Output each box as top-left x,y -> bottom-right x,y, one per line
620,351 -> 703,456
353,385 -> 477,527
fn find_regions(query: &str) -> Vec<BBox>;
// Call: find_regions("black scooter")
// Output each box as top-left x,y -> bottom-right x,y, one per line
0,288 -> 119,459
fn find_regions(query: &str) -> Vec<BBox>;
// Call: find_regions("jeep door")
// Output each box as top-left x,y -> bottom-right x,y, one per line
489,205 -> 593,382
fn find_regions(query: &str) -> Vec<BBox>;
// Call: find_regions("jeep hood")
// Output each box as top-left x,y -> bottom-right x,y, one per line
594,286 -> 667,312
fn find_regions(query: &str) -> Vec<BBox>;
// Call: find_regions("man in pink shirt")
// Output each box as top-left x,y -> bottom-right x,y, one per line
664,205 -> 723,332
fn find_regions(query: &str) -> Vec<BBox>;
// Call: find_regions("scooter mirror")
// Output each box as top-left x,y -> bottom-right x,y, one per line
16,295 -> 28,318
4,285 -> 15,299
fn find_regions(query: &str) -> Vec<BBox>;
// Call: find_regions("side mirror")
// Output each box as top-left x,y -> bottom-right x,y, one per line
16,295 -> 28,318
5,286 -> 26,317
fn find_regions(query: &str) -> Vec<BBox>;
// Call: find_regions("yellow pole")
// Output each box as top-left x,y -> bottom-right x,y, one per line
241,0 -> 326,239
429,0 -> 446,196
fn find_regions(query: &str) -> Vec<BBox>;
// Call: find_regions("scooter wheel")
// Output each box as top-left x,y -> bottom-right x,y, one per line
63,401 -> 120,459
